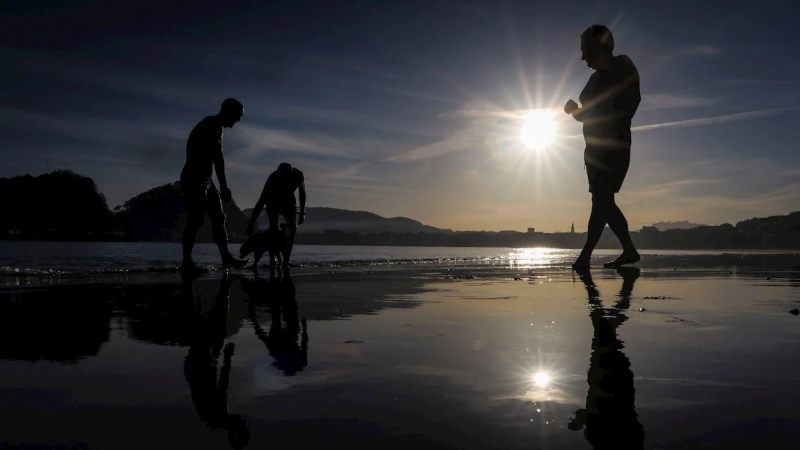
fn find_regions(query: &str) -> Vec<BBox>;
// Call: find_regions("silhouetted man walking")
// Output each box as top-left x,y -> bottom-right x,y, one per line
565,25 -> 641,269
180,98 -> 249,272
246,163 -> 306,268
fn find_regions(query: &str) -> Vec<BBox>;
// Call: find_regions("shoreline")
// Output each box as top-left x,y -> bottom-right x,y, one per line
3,255 -> 800,292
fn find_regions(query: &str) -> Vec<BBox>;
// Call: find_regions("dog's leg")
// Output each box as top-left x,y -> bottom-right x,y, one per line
268,250 -> 277,268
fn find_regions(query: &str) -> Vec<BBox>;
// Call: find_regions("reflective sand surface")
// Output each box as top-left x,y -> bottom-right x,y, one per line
1,265 -> 799,449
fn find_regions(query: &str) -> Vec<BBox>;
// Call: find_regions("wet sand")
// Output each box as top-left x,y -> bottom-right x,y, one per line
1,265 -> 799,449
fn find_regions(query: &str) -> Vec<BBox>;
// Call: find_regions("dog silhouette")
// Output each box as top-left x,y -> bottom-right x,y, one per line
239,224 -> 289,267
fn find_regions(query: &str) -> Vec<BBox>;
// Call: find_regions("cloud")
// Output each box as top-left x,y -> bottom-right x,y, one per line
0,107 -> 186,147
634,157 -> 800,195
231,123 -> 421,165
248,104 -> 443,138
372,84 -> 458,105
639,93 -> 715,110
233,125 -> 355,159
621,157 -> 800,227
628,183 -> 800,227
632,107 -> 793,132
385,126 -> 482,162
677,45 -> 724,57
384,101 -> 581,163
446,106 -> 536,120
712,78 -> 798,86
296,54 -> 407,82
636,177 -> 725,196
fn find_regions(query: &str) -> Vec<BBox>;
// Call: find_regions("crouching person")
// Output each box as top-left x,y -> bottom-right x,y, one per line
241,163 -> 306,269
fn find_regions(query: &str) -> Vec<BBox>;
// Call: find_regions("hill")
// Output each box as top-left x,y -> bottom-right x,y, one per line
242,206 -> 453,234
114,182 -> 249,242
5,171 -> 800,249
650,221 -> 705,231
0,171 -> 115,239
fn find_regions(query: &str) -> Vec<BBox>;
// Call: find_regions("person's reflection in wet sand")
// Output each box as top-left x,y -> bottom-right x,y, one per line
243,268 -> 309,376
569,267 -> 645,449
182,273 -> 250,449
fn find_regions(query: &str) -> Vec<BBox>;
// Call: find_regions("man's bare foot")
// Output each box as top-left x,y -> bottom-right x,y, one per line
572,259 -> 591,270
603,252 -> 640,268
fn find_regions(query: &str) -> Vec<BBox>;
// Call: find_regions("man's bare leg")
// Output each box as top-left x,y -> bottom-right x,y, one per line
208,192 -> 247,269
603,196 -> 640,267
573,193 -> 608,269
283,225 -> 297,268
182,208 -> 208,273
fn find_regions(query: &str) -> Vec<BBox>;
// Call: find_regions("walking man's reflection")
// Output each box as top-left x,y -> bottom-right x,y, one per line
243,269 -> 309,376
569,268 -> 645,449
182,273 -> 250,449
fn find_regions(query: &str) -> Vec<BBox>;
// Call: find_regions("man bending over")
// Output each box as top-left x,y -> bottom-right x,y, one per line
246,163 -> 306,268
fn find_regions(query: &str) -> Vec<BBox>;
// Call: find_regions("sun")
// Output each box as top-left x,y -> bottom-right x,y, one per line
519,109 -> 558,151
532,372 -> 551,388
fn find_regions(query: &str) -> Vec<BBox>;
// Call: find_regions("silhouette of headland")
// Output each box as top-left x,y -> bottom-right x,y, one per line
6,171 -> 800,249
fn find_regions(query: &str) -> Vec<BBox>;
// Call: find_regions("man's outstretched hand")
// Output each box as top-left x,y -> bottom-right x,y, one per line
564,99 -> 579,114
220,185 -> 232,203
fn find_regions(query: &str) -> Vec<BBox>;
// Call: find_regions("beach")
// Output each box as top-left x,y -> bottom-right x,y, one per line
1,247 -> 800,449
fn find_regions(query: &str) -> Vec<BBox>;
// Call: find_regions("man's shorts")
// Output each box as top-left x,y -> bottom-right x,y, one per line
584,146 -> 630,194
267,197 -> 298,230
181,178 -> 224,217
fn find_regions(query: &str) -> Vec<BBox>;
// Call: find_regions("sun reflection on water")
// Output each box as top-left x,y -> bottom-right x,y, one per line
507,247 -> 568,268
518,367 -> 577,405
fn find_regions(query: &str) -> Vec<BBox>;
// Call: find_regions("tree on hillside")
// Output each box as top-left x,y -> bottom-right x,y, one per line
0,170 -> 113,237
115,181 -> 249,242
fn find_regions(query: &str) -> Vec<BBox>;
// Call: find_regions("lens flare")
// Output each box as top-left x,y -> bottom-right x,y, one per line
519,110 -> 558,151
533,372 -> 551,387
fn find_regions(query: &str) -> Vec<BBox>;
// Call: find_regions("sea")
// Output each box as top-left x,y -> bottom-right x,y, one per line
3,241 -> 800,448
2,241 -> 799,277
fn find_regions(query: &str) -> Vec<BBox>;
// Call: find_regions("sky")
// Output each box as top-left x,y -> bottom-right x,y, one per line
2,0 -> 799,232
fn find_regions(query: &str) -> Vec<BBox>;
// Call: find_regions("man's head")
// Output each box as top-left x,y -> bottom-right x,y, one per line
219,98 -> 244,128
580,25 -> 614,69
278,162 -> 293,174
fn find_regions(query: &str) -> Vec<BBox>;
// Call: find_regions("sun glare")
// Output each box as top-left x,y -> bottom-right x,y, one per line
533,372 -> 551,388
519,110 -> 558,151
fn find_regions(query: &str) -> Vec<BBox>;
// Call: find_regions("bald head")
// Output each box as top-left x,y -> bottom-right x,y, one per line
219,98 -> 244,128
580,24 -> 615,69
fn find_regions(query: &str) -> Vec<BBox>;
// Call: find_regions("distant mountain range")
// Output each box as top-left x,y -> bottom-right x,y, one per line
0,172 -> 452,242
242,206 -> 453,234
5,171 -> 800,249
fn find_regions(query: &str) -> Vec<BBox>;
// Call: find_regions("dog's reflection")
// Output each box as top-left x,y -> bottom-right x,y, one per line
242,269 -> 309,376
569,268 -> 645,449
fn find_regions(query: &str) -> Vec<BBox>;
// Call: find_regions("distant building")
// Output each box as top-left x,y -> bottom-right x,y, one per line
527,227 -> 536,234
571,222 -> 574,234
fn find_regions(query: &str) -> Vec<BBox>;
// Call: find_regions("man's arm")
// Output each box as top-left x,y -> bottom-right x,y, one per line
298,179 -> 306,225
213,146 -> 232,202
247,180 -> 269,236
